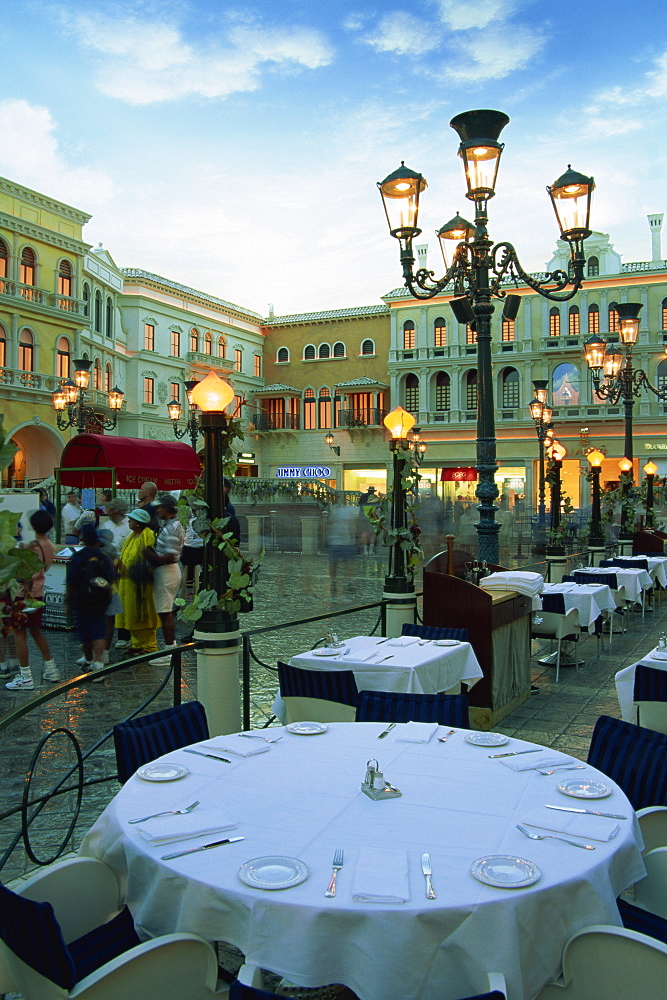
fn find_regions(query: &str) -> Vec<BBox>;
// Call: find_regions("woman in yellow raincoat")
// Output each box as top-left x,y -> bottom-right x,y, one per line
115,508 -> 159,654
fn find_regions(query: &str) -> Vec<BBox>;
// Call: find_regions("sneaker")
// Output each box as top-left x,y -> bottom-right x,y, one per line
0,663 -> 11,677
90,661 -> 106,683
115,639 -> 130,649
5,675 -> 34,691
42,661 -> 61,682
150,645 -> 177,666
76,654 -> 88,666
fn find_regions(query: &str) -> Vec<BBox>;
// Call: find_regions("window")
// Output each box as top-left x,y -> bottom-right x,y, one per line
94,291 -> 102,332
57,259 -> 72,304
318,387 -> 332,429
143,377 -> 155,405
318,343 -> 330,359
587,256 -> 599,277
349,392 -> 374,424
105,363 -> 113,393
0,239 -> 7,290
552,362 -> 580,406
361,339 -> 375,355
662,298 -> 667,331
233,394 -> 243,415
254,355 -> 261,378
204,333 -> 212,356
466,371 -> 477,410
82,283 -> 90,317
466,324 -> 476,344
304,388 -> 316,429
501,367 -> 520,408
106,297 -> 113,338
405,373 -> 419,412
190,328 -> 199,352
609,303 -> 620,333
658,359 -> 667,395
333,341 -> 345,358
501,319 -> 515,342
588,304 -> 600,334
144,323 -> 155,351
171,330 -> 180,356
403,321 -> 415,350
0,326 -> 6,368
56,338 -> 70,379
277,347 -> 289,362
94,357 -> 102,390
170,382 -> 180,402
20,247 -> 36,295
218,336 -> 226,359
234,349 -> 242,372
435,371 -> 450,411
568,306 -> 580,336
434,317 -> 447,347
549,308 -> 560,337
303,345 -> 315,360
19,329 -> 33,371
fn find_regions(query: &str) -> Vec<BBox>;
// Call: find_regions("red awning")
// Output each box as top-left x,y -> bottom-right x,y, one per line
58,434 -> 201,490
441,467 -> 477,482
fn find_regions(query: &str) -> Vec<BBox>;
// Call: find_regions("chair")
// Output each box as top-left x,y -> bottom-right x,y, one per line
637,805 -> 667,853
586,715 -> 667,810
355,689 -> 470,727
230,972 -> 507,1000
633,664 -> 667,735
113,701 -> 210,784
277,662 -> 359,723
533,925 -> 667,999
602,559 -> 650,616
573,570 -> 624,641
0,857 -> 221,1000
531,593 -> 581,683
401,623 -> 470,642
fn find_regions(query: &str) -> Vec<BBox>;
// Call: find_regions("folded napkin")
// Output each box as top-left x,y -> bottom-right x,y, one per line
500,755 -> 568,772
352,848 -> 409,903
386,637 -> 420,647
523,808 -> 619,843
136,809 -> 238,845
202,736 -> 269,757
395,722 -> 438,744
480,572 -> 544,600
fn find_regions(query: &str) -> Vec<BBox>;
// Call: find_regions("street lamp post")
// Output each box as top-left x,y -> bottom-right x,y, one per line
379,109 -> 594,564
528,380 -> 553,525
587,448 -> 606,564
168,379 -> 200,450
52,359 -> 124,432
546,439 -> 568,582
618,457 -> 634,550
382,406 -> 418,635
644,460 -> 658,529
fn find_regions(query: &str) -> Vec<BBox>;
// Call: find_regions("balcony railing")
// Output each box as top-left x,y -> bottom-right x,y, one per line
0,280 -> 87,315
251,411 -> 301,431
337,407 -> 387,428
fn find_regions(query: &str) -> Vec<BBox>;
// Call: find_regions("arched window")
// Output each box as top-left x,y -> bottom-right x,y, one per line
82,283 -> 90,317
0,239 -> 8,288
435,371 -> 450,411
466,371 -> 477,410
203,332 -> 212,356
609,302 -> 620,333
171,330 -> 181,356
662,298 -> 667,331
361,339 -> 374,355
105,362 -> 113,393
403,321 -> 415,350
277,347 -> 289,362
105,297 -> 113,338
56,337 -> 70,379
466,324 -> 476,344
19,329 -> 33,371
434,317 -> 447,347
658,359 -> 667,395
304,387 -> 316,429
568,306 -> 580,336
217,336 -> 226,358
94,290 -> 102,332
58,259 -> 72,301
552,362 -> 580,406
318,343 -> 330,359
190,328 -> 199,352
94,357 -> 102,390
588,304 -> 599,334
501,319 -> 515,342
405,373 -> 419,412
549,308 -> 560,337
318,387 -> 332,429
0,325 -> 6,368
304,345 -> 315,360
333,341 -> 345,358
20,247 -> 36,299
587,256 -> 599,277
501,367 -> 520,408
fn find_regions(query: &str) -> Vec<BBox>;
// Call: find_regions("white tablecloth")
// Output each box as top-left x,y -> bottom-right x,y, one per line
80,724 -> 644,1000
614,555 -> 667,587
542,583 -> 616,629
615,647 -> 667,722
574,566 -> 652,603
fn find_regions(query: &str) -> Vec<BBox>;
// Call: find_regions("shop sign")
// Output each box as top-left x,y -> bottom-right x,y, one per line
275,466 -> 332,479
645,443 -> 667,451
441,467 -> 477,482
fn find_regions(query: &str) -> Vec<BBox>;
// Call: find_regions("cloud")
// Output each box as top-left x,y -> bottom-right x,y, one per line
441,24 -> 546,81
57,10 -> 333,104
364,13 -> 442,56
433,0 -> 523,31
0,99 -> 112,205
592,48 -> 667,108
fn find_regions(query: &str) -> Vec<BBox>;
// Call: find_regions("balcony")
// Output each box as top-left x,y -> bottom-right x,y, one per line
250,411 -> 300,431
0,280 -> 87,317
337,407 -> 387,428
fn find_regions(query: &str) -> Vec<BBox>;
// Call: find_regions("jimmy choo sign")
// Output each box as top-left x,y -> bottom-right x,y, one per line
275,466 -> 332,479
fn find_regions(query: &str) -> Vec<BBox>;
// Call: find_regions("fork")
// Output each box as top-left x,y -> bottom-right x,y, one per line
324,848 -> 344,897
538,765 -> 585,775
238,733 -> 284,743
516,824 -> 595,850
129,800 -> 199,825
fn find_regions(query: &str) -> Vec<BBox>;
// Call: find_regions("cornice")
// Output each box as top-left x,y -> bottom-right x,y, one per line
0,214 -> 91,256
0,176 -> 91,225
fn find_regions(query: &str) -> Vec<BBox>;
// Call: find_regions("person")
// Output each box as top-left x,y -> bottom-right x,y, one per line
146,494 -> 185,666
61,491 -> 82,544
104,497 -> 132,552
4,510 -> 59,690
181,501 -> 204,596
94,489 -> 113,524
66,524 -> 117,677
358,486 -> 381,555
327,499 -> 359,594
115,508 -> 159,655
137,481 -> 160,531
34,487 -> 56,518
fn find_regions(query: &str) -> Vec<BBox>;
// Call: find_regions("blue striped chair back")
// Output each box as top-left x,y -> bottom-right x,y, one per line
541,593 -> 566,614
574,571 -> 618,589
278,662 -> 359,707
602,559 -> 649,570
617,897 -> 667,946
634,664 -> 667,703
0,882 -> 76,989
561,575 -> 575,582
230,981 -> 505,1000
587,715 -> 667,809
356,690 -> 470,727
402,623 -> 470,642
113,701 -> 210,784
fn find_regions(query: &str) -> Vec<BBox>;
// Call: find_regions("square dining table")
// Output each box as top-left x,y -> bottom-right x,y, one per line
615,645 -> 667,722
80,722 -> 645,1000
541,582 -> 616,630
573,566 -> 652,604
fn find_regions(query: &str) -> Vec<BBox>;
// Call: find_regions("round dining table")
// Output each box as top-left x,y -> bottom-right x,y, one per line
80,722 -> 645,1000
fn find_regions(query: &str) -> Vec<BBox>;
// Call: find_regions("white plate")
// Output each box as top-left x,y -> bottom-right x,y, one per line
312,647 -> 346,657
650,650 -> 667,661
137,762 -> 189,782
239,856 -> 309,890
433,639 -> 460,647
465,732 -> 509,747
286,721 -> 328,735
557,778 -> 612,799
471,855 -> 541,889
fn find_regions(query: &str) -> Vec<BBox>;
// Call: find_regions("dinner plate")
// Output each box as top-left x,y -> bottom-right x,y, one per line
650,650 -> 667,661
312,647 -> 346,657
433,639 -> 460,647
286,721 -> 328,735
557,778 -> 612,799
464,732 -> 509,747
470,855 -> 541,889
137,762 -> 189,782
239,856 -> 309,890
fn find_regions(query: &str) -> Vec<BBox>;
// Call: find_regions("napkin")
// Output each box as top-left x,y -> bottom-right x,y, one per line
386,637 -> 420,647
395,722 -> 438,743
135,809 -> 238,845
499,755 -> 568,772
201,736 -> 269,757
352,848 -> 409,903
523,808 -> 619,843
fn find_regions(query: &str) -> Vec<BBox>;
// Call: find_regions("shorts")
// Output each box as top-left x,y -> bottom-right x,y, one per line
153,562 -> 182,614
23,607 -> 44,629
74,611 -> 107,643
329,545 -> 356,563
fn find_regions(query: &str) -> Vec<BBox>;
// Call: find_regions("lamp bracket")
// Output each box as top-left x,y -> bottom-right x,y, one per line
592,365 -> 667,405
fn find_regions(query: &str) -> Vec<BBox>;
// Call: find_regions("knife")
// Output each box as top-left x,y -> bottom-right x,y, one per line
161,836 -> 245,860
375,637 -> 391,645
421,853 -> 436,899
183,748 -> 231,763
488,749 -> 541,758
545,804 -> 628,820
378,722 -> 396,739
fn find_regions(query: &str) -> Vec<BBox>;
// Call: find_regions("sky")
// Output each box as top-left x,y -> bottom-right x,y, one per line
0,0 -> 665,317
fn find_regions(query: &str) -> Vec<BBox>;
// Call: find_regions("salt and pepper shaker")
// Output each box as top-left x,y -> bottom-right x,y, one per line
658,634 -> 667,650
361,758 -> 401,800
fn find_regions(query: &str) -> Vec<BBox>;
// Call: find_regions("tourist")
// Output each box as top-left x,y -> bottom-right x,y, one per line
104,497 -> 132,552
61,490 -> 82,544
66,524 -> 116,676
115,508 -> 159,655
137,481 -> 160,531
147,494 -> 185,665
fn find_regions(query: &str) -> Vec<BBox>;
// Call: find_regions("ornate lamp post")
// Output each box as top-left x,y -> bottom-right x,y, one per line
545,438 -> 569,583
379,109 -> 594,564
618,457 -> 635,548
324,432 -> 340,456
528,380 -> 553,524
410,427 -> 427,467
587,448 -> 606,563
168,379 -> 200,450
52,359 -> 124,432
382,405 -> 418,635
644,460 -> 658,529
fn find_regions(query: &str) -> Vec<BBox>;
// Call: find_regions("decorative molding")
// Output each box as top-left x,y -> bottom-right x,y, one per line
0,214 -> 90,255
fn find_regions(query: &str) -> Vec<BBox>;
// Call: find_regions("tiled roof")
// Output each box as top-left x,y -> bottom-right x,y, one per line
335,376 -> 389,388
265,304 -> 389,325
120,268 -> 264,320
252,383 -> 299,394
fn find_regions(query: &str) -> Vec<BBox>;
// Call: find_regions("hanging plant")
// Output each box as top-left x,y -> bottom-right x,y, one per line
364,456 -> 424,578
